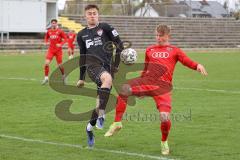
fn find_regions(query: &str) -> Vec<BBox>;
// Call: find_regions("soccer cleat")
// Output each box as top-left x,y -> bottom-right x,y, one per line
161,141 -> 170,155
69,55 -> 73,60
104,122 -> 122,137
96,117 -> 105,130
86,128 -> 95,148
41,77 -> 48,85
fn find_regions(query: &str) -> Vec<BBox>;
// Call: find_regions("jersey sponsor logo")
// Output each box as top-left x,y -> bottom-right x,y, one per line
50,35 -> 58,39
112,29 -> 119,37
97,29 -> 103,36
152,52 -> 169,59
85,38 -> 103,48
93,37 -> 103,46
86,39 -> 94,48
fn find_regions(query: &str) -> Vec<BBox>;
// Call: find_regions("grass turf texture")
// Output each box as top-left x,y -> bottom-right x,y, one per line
0,50 -> 240,160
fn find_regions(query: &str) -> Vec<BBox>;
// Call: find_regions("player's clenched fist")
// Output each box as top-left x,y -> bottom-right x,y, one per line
76,80 -> 85,88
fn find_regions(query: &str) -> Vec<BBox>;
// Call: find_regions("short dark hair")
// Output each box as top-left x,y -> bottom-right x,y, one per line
85,4 -> 99,11
51,19 -> 58,23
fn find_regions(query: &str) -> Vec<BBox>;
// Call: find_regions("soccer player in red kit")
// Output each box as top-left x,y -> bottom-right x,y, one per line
67,30 -> 76,59
42,19 -> 67,85
105,25 -> 208,155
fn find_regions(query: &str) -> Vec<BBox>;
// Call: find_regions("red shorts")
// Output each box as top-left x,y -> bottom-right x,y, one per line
68,44 -> 75,51
128,77 -> 172,112
46,49 -> 63,64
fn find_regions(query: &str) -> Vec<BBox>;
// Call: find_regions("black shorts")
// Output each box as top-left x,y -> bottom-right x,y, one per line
87,64 -> 111,88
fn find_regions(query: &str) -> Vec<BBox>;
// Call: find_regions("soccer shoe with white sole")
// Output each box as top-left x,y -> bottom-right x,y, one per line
41,77 -> 49,85
96,117 -> 105,130
161,141 -> 170,155
104,122 -> 122,137
68,55 -> 73,60
86,128 -> 95,148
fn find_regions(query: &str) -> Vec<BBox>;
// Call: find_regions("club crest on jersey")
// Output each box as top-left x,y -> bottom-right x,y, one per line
166,47 -> 173,51
97,29 -> 103,36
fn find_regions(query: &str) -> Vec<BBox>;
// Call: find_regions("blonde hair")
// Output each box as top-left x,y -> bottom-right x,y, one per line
156,25 -> 171,35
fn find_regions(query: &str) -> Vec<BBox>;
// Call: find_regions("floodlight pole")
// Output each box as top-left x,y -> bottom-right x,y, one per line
190,0 -> 192,17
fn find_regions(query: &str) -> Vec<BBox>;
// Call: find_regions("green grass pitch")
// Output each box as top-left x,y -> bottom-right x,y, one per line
0,50 -> 240,160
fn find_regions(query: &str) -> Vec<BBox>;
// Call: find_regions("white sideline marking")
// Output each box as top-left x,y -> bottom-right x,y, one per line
176,79 -> 240,83
0,77 -> 39,81
0,134 -> 174,160
0,77 -> 240,94
1,77 -> 239,83
174,87 -> 240,94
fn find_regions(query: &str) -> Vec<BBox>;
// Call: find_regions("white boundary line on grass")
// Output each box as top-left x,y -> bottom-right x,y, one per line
175,79 -> 240,83
0,77 -> 39,81
174,87 -> 240,94
0,134 -> 174,160
1,77 -> 240,94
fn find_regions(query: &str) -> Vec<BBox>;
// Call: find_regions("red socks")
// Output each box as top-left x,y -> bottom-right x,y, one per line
59,66 -> 64,75
114,94 -> 128,122
114,94 -> 171,142
45,65 -> 64,77
44,65 -> 49,76
161,120 -> 171,141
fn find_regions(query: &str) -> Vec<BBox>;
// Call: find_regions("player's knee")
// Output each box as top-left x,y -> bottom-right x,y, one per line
57,63 -> 63,67
45,60 -> 50,65
101,72 -> 112,87
160,112 -> 170,122
120,84 -> 131,96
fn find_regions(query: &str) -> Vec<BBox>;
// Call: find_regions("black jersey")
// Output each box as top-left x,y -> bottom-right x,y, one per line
77,23 -> 123,80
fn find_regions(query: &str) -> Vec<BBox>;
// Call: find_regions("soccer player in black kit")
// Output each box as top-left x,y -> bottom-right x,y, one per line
76,4 -> 123,147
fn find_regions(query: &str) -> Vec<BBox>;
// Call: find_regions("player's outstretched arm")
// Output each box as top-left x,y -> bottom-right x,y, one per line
177,48 -> 208,76
197,64 -> 208,76
44,31 -> 49,46
57,31 -> 68,47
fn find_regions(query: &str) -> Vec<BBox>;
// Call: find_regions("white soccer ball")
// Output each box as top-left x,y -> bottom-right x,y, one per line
120,48 -> 137,65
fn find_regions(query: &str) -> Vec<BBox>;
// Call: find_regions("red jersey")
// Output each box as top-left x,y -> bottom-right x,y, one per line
141,45 -> 198,83
44,28 -> 67,51
67,32 -> 76,47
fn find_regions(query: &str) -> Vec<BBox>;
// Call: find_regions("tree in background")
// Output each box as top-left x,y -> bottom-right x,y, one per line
234,0 -> 240,20
64,0 -> 174,15
223,0 -> 228,11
